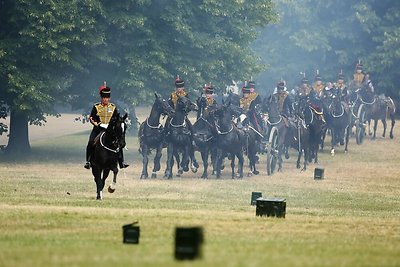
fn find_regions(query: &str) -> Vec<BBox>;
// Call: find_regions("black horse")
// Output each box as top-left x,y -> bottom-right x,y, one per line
138,93 -> 175,179
193,96 -> 218,179
299,96 -> 326,164
223,92 -> 260,176
262,95 -> 289,173
327,94 -> 352,155
213,103 -> 247,178
164,95 -> 197,179
90,113 -> 128,200
366,95 -> 396,139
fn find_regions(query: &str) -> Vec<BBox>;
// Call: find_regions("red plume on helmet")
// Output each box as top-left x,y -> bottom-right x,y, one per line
99,81 -> 111,97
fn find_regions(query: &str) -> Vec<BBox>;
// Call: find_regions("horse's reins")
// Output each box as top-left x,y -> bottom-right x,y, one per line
99,131 -> 120,153
146,118 -> 162,129
170,118 -> 186,128
216,123 -> 234,135
329,102 -> 345,118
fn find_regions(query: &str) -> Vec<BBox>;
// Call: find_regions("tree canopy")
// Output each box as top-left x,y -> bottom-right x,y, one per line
0,0 -> 276,153
254,0 -> 400,97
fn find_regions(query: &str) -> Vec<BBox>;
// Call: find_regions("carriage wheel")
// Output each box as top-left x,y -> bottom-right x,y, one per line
356,104 -> 366,145
267,126 -> 279,176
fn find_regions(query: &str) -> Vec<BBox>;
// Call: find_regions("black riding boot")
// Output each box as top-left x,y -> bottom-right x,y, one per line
84,142 -> 94,169
119,150 -> 129,169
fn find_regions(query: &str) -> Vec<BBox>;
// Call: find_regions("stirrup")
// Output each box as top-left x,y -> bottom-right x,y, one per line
119,163 -> 129,169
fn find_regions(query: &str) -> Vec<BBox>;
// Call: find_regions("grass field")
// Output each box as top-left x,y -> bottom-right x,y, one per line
0,116 -> 399,267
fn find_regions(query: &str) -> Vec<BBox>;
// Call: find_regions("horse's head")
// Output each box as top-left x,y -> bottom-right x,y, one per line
223,92 -> 241,107
154,93 -> 174,117
108,113 -> 128,149
177,95 -> 197,114
225,80 -> 240,95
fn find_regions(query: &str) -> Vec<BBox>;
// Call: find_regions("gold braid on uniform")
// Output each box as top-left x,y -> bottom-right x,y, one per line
313,84 -> 324,94
353,73 -> 364,88
171,90 -> 187,108
277,91 -> 288,112
206,97 -> 214,106
240,97 -> 252,112
94,103 -> 116,125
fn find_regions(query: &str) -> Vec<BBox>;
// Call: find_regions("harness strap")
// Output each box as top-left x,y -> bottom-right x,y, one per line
99,132 -> 120,153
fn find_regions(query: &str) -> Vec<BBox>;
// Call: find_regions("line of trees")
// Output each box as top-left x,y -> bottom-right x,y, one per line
1,0 -> 399,155
1,0 -> 276,154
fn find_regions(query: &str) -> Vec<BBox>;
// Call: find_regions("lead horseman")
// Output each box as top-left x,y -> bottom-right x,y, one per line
240,80 -> 263,133
84,83 -> 129,169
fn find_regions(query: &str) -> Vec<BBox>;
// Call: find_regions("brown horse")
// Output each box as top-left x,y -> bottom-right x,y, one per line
367,95 -> 396,139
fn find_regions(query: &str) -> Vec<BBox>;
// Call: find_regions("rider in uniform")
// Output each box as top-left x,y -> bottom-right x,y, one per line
353,62 -> 365,90
298,75 -> 311,97
84,83 -> 129,169
240,81 -> 263,133
273,80 -> 291,117
197,84 -> 217,119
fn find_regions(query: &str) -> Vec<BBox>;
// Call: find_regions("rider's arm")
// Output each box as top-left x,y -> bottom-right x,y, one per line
89,105 -> 100,127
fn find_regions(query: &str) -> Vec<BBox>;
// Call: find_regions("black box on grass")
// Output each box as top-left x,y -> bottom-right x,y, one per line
256,198 -> 286,218
314,168 -> 324,180
122,222 -> 140,244
175,227 -> 203,260
251,192 -> 263,205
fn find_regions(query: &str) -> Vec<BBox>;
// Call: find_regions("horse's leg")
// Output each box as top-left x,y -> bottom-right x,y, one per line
330,128 -> 335,156
92,167 -> 103,200
189,145 -> 199,173
368,119 -> 372,136
390,114 -> 395,139
382,119 -> 387,138
237,152 -> 244,178
302,147 -> 308,171
152,144 -> 163,178
164,143 -> 174,179
230,155 -> 235,179
108,167 -> 118,193
201,149 -> 209,179
140,145 -> 149,179
216,149 -> 223,178
320,128 -> 327,152
182,146 -> 190,173
314,141 -> 319,163
278,145 -> 283,172
296,149 -> 302,169
372,119 -> 378,139
344,125 -> 350,153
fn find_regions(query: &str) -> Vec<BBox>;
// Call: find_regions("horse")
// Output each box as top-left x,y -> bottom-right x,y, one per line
164,95 -> 198,179
366,95 -> 396,139
213,103 -> 247,178
90,113 -> 128,200
284,95 -> 310,171
300,97 -> 326,163
223,92 -> 260,176
193,96 -> 218,179
138,93 -> 175,179
327,94 -> 352,155
262,95 -> 289,173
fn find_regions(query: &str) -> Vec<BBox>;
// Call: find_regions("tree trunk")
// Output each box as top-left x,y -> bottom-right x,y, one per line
5,110 -> 31,154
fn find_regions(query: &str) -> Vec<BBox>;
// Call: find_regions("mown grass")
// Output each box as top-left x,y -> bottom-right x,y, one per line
0,125 -> 399,267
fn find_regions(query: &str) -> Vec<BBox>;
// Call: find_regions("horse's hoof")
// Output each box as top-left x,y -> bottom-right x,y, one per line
193,161 -> 199,168
344,150 -> 348,154
96,191 -> 103,200
191,165 -> 198,173
201,174 -> 208,179
285,154 -> 290,160
140,174 -> 148,179
183,166 -> 189,172
253,170 -> 260,175
296,164 -> 301,169
390,134 -> 394,139
108,185 -> 115,193
151,173 -> 157,179
247,172 -> 253,177
220,165 -> 225,170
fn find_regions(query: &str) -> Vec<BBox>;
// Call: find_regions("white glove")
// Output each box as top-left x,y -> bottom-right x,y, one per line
99,123 -> 108,129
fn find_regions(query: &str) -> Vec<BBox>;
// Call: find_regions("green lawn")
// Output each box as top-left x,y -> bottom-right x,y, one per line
0,131 -> 399,267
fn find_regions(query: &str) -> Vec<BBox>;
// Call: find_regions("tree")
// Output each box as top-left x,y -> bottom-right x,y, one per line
0,0 -> 104,153
254,0 -> 400,99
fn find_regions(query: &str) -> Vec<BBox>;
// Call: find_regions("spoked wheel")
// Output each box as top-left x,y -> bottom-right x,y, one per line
267,126 -> 279,176
356,104 -> 366,145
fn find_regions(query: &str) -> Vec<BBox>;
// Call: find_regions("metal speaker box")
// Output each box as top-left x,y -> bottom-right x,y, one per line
175,227 -> 203,260
314,168 -> 324,180
256,198 -> 286,218
122,222 -> 140,244
251,192 -> 263,205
